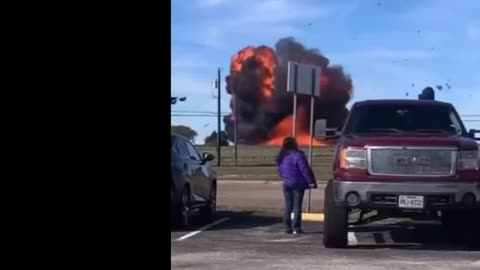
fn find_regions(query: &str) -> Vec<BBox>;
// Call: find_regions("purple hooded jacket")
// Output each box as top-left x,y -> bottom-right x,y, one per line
276,150 -> 317,190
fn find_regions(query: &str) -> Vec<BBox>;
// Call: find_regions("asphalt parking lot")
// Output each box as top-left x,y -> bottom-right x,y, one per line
171,209 -> 480,270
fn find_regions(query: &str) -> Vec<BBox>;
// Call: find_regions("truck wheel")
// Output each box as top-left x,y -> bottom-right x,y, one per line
323,180 -> 348,248
441,211 -> 467,230
200,183 -> 216,222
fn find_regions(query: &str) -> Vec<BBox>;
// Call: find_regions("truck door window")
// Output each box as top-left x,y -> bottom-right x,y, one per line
448,111 -> 463,135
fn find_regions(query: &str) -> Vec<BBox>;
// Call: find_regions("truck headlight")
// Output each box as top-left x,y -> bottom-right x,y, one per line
339,148 -> 367,170
457,151 -> 479,170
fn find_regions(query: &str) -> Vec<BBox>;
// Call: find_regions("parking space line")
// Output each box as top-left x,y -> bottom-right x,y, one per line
175,218 -> 230,241
348,232 -> 358,246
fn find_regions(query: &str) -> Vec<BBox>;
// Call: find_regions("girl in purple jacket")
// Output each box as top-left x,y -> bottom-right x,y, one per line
276,137 -> 317,234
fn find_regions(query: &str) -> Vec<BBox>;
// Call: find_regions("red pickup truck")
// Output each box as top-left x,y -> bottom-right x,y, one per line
316,99 -> 480,248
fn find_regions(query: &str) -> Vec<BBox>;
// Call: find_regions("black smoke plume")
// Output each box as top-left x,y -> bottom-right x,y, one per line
223,37 -> 353,144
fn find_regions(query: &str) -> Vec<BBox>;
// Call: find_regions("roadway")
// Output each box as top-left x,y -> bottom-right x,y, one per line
171,181 -> 480,270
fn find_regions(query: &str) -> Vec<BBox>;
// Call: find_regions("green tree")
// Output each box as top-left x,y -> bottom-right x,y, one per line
171,125 -> 198,142
204,130 -> 229,146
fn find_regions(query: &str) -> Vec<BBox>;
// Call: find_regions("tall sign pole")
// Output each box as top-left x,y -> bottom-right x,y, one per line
217,68 -> 222,167
287,62 -> 299,137
306,67 -> 320,213
287,61 -> 321,213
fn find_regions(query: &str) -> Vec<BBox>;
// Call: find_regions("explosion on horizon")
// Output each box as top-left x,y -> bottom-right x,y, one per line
223,37 -> 353,145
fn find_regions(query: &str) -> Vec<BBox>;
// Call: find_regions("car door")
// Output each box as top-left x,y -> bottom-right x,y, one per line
171,135 -> 200,205
183,140 -> 209,202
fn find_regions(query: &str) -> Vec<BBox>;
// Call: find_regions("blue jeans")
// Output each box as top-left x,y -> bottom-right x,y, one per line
283,185 -> 305,231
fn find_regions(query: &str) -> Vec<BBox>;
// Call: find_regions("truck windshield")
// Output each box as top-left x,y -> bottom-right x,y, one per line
345,104 -> 466,136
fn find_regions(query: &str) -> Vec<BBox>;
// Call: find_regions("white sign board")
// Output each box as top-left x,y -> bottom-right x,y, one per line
314,119 -> 327,138
287,61 -> 322,96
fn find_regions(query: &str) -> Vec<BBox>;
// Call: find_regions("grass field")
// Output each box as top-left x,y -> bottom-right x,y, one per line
196,145 -> 334,181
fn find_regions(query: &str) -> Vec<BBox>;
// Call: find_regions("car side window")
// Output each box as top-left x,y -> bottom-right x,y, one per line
173,137 -> 189,158
171,136 -> 179,154
184,140 -> 202,162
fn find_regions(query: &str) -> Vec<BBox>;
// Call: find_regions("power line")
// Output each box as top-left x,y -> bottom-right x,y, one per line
173,110 -> 479,117
172,110 -> 230,115
171,114 -> 229,117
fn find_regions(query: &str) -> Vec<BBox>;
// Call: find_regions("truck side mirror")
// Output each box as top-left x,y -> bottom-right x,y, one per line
468,129 -> 480,140
314,119 -> 340,140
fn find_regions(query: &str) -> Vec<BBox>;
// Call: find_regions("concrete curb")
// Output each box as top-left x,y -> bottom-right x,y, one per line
217,207 -> 325,221
291,212 -> 324,221
218,180 -> 328,185
218,180 -> 282,184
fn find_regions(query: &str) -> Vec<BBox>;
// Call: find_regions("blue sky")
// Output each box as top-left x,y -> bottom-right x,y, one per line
171,0 -> 480,144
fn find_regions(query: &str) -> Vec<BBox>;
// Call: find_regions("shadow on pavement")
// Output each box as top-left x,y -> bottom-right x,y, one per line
207,210 -> 282,231
351,220 -> 480,251
171,209 -> 282,232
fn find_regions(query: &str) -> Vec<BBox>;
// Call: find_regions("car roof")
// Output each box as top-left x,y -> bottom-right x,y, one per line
354,99 -> 453,108
171,132 -> 193,144
171,132 -> 186,140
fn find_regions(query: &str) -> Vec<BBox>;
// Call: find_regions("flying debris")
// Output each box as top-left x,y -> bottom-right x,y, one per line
446,83 -> 452,89
436,85 -> 443,91
308,23 -> 312,26
223,37 -> 353,145
406,92 -> 409,96
411,83 -> 415,87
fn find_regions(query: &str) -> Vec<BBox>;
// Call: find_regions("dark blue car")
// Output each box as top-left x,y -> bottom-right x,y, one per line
171,133 -> 217,227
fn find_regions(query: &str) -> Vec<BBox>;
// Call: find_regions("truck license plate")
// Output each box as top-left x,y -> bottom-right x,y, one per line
398,195 -> 424,209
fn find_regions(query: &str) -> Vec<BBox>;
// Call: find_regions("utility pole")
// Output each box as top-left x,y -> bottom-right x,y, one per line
216,68 -> 222,167
234,91 -> 238,166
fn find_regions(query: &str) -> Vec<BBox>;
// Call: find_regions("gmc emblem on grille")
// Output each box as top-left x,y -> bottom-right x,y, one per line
394,156 -> 432,166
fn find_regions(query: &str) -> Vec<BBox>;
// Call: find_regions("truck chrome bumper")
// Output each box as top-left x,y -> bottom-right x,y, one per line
333,180 -> 480,209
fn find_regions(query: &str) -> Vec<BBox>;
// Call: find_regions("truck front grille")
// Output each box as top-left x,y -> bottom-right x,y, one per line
368,146 -> 456,177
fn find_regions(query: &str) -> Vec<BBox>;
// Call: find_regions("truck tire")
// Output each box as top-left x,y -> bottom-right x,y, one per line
441,211 -> 466,230
323,180 -> 348,248
443,210 -> 480,228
